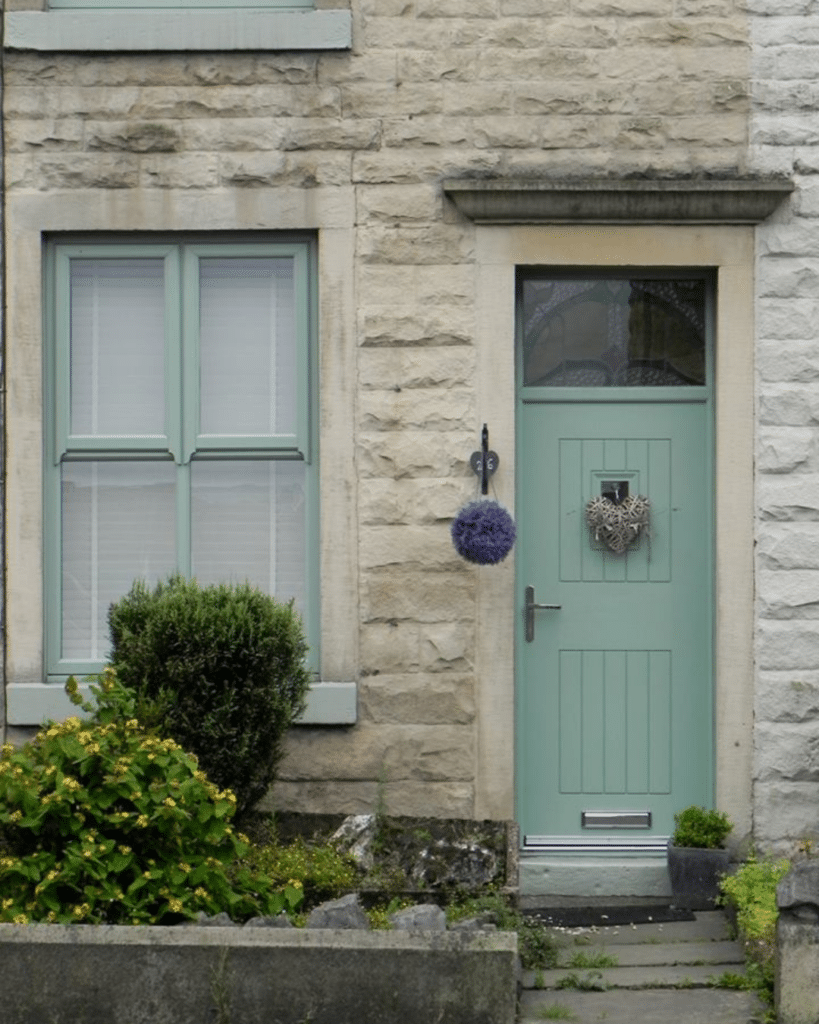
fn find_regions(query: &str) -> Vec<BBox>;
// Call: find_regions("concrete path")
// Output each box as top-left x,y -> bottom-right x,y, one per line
517,911 -> 766,1024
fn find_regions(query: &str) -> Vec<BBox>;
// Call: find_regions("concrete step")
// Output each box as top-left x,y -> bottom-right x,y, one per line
538,910 -> 734,946
518,988 -> 766,1024
524,962 -> 746,990
517,909 -> 764,1024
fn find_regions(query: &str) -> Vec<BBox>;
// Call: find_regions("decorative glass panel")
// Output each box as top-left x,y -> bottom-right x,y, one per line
70,259 -> 166,435
522,278 -> 706,387
191,460 -> 305,612
61,461 -> 176,660
198,258 -> 297,437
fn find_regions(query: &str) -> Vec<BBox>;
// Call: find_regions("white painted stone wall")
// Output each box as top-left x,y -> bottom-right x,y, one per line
3,0 -> 756,819
752,3 -> 819,855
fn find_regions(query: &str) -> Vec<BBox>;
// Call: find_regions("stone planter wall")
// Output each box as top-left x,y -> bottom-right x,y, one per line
0,922 -> 518,1024
776,862 -> 819,1024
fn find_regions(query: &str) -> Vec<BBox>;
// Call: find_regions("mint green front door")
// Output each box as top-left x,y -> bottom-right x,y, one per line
516,274 -> 713,853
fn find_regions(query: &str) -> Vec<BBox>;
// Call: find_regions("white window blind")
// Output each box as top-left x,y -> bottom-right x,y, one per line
69,259 -> 166,437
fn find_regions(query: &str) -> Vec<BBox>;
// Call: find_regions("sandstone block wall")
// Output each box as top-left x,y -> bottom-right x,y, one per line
4,0 -> 754,819
752,4 -> 819,854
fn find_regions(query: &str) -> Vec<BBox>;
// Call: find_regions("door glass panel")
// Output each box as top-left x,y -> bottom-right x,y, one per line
521,277 -> 706,387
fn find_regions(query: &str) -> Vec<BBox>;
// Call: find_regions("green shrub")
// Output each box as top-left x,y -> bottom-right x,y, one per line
671,805 -> 733,849
108,575 -> 311,818
0,669 -> 302,925
242,835 -> 359,909
719,853 -> 791,1000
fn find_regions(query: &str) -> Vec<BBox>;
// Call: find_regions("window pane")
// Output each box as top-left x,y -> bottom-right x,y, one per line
61,461 -> 176,660
199,258 -> 297,436
70,259 -> 166,435
521,278 -> 706,387
191,460 -> 305,612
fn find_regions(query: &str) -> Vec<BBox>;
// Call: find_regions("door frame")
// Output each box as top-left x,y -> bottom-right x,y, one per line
471,225 -> 754,866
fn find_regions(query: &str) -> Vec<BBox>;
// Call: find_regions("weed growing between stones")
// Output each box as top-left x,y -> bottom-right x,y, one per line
446,892 -> 560,969
554,970 -> 607,991
535,1003 -> 578,1021
718,852 -> 791,1012
562,950 -> 618,969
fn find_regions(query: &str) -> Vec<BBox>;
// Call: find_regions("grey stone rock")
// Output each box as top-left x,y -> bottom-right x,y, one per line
778,861 -> 819,910
389,903 -> 446,931
408,839 -> 499,890
307,893 -> 371,930
330,814 -> 378,871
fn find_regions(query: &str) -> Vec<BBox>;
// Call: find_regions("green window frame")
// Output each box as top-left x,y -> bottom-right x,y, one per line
44,235 -> 319,683
48,0 -> 312,9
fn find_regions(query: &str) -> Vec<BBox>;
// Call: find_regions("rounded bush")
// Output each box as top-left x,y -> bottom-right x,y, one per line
108,576 -> 311,818
0,670 -> 302,925
451,500 -> 517,565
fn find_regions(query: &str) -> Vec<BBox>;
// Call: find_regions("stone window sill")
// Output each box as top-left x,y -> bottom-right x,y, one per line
7,680 -> 357,725
4,8 -> 351,51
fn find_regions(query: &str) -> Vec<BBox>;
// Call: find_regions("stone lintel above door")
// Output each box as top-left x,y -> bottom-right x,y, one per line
443,178 -> 794,225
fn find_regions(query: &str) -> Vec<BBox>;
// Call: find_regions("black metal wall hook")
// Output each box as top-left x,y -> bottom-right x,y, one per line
470,423 -> 499,496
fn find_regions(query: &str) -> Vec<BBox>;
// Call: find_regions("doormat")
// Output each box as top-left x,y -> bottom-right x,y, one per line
523,905 -> 695,928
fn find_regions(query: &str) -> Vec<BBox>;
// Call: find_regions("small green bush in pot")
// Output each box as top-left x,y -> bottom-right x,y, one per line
671,805 -> 733,849
108,575 -> 311,818
0,669 -> 302,925
668,805 -> 733,910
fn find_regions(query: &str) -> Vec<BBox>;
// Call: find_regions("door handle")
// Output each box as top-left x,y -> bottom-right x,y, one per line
524,585 -> 561,643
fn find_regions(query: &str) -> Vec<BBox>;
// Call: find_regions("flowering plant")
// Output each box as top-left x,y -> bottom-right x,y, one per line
451,499 -> 517,565
0,669 -> 302,925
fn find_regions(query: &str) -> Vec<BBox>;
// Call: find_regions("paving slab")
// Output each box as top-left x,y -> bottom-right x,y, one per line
543,910 -> 734,947
518,988 -> 766,1024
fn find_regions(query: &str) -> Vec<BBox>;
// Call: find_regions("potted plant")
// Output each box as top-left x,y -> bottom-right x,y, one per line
667,805 -> 733,910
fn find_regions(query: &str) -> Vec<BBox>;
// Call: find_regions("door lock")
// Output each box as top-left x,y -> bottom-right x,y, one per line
524,585 -> 561,643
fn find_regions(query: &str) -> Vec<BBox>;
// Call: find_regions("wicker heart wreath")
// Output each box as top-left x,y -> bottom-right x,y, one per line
584,494 -> 650,554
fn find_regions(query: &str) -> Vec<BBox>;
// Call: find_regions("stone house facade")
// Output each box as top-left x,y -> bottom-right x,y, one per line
0,0 -> 816,896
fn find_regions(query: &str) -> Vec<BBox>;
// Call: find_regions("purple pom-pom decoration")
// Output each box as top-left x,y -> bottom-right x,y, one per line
451,499 -> 517,565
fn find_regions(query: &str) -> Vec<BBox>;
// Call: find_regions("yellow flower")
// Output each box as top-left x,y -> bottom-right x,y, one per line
118,845 -> 132,855
136,815 -> 149,828
78,731 -> 92,744
83,850 -> 93,859
63,777 -> 81,792
2,898 -> 13,910
12,914 -> 28,925
125,719 -> 139,730
46,911 -> 56,923
1,743 -> 14,756
168,898 -> 183,913
9,810 -> 22,823
178,862 -> 191,873
194,887 -> 207,899
163,797 -> 176,808
288,879 -> 303,890
63,717 -> 81,731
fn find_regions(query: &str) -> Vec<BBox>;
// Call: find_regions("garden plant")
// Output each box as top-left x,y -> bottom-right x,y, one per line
108,575 -> 311,818
719,853 -> 791,1012
0,669 -> 303,925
